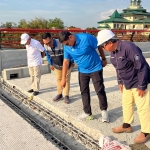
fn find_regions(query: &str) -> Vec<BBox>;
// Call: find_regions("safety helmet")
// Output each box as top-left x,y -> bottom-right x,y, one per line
97,29 -> 115,46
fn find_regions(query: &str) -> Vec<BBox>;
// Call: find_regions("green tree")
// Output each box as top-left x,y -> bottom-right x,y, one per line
86,27 -> 97,30
5,22 -> 13,28
47,18 -> 64,29
28,18 -> 48,29
18,19 -> 29,28
68,26 -> 76,28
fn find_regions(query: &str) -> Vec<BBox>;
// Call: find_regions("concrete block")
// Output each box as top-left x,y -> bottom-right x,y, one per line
41,64 -> 50,74
2,64 -> 50,80
143,52 -> 150,58
51,70 -> 55,75
42,56 -> 48,61
43,60 -> 49,65
21,67 -> 29,77
2,68 -> 22,80
0,50 -> 27,70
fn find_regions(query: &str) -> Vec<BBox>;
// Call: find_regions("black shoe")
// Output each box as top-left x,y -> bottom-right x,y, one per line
28,89 -> 34,93
64,96 -> 70,104
53,94 -> 63,102
33,91 -> 39,96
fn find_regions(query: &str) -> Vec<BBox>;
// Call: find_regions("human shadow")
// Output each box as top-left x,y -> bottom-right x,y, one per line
107,105 -> 138,123
104,76 -> 117,82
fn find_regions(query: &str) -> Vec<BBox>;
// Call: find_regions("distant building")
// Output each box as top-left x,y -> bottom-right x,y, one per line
97,0 -> 150,30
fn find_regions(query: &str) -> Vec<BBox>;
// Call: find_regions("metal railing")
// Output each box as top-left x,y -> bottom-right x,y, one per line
0,28 -> 150,49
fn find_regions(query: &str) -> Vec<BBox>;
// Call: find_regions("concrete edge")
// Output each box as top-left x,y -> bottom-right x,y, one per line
0,88 -> 87,150
4,79 -> 103,141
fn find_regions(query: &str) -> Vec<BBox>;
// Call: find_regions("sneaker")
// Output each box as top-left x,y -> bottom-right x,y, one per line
112,125 -> 132,133
101,110 -> 109,123
77,112 -> 94,121
33,91 -> 39,96
28,89 -> 34,93
64,96 -> 70,104
53,94 -> 63,102
134,132 -> 150,143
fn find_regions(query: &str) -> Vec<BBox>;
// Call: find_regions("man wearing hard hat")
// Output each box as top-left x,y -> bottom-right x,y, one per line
97,29 -> 150,143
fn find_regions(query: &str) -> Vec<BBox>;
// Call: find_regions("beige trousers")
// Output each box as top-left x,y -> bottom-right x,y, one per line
28,65 -> 41,92
122,84 -> 150,133
55,68 -> 71,96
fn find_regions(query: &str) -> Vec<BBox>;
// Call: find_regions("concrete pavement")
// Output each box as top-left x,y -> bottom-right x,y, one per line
3,58 -> 150,149
0,98 -> 59,150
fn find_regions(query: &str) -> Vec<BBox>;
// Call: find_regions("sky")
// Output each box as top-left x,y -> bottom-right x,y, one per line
0,0 -> 150,29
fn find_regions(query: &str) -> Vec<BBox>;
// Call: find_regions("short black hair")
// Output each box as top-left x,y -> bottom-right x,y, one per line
108,38 -> 118,43
58,30 -> 72,43
42,32 -> 51,39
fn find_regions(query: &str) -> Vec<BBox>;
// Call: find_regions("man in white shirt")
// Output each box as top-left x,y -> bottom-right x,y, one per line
20,33 -> 45,96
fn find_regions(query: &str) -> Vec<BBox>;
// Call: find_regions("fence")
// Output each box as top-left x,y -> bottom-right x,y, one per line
0,28 -> 150,49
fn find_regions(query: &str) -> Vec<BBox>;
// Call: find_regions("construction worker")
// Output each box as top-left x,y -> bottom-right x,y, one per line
97,29 -> 150,144
42,32 -> 74,104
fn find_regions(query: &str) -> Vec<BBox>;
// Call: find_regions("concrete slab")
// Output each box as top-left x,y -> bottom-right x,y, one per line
3,58 -> 150,149
0,98 -> 59,150
2,64 -> 50,80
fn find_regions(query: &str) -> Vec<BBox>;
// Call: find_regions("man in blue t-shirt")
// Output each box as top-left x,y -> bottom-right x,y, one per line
58,30 -> 109,122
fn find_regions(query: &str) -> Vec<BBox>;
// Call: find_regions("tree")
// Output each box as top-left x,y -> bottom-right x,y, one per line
28,18 -> 48,29
86,27 -> 97,30
47,18 -> 64,29
68,26 -> 76,28
18,19 -> 29,28
5,22 -> 13,28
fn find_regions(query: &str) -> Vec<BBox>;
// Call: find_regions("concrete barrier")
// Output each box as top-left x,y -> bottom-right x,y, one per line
0,42 -> 150,73
0,49 -> 27,72
2,64 -> 50,80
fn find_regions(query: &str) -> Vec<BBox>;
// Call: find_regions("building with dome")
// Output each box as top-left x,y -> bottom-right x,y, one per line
97,0 -> 150,30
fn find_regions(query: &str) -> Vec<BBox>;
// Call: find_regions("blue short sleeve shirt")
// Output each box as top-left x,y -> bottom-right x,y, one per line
64,33 -> 102,73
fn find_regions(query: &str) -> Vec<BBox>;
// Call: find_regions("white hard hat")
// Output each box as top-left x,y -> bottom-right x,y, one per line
20,33 -> 29,44
97,29 -> 115,46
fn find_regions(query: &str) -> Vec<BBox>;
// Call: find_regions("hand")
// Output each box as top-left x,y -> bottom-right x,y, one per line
71,63 -> 75,67
102,60 -> 107,67
50,65 -> 55,71
61,78 -> 66,88
136,89 -> 146,97
118,84 -> 123,93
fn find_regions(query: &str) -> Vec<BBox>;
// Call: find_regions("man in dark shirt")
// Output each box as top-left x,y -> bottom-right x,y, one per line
97,29 -> 150,144
42,33 -> 74,104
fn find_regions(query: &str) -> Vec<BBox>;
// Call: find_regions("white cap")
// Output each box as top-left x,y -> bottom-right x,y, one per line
20,33 -> 29,44
97,29 -> 115,46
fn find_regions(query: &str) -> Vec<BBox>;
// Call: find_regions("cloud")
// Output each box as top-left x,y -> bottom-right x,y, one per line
99,8 -> 122,20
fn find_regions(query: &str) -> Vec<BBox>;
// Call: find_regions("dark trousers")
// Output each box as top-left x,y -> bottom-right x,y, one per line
79,70 -> 108,115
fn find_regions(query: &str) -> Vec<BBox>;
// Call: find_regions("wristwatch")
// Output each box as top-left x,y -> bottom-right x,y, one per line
102,58 -> 106,60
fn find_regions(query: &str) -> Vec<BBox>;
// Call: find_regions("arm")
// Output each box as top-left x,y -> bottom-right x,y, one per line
61,59 -> 70,88
45,50 -> 54,71
127,44 -> 148,97
41,51 -> 45,58
116,70 -> 123,85
70,55 -> 75,67
128,45 -> 148,91
116,69 -> 123,92
36,41 -> 45,58
88,34 -> 107,67
98,46 -> 107,67
45,50 -> 53,65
